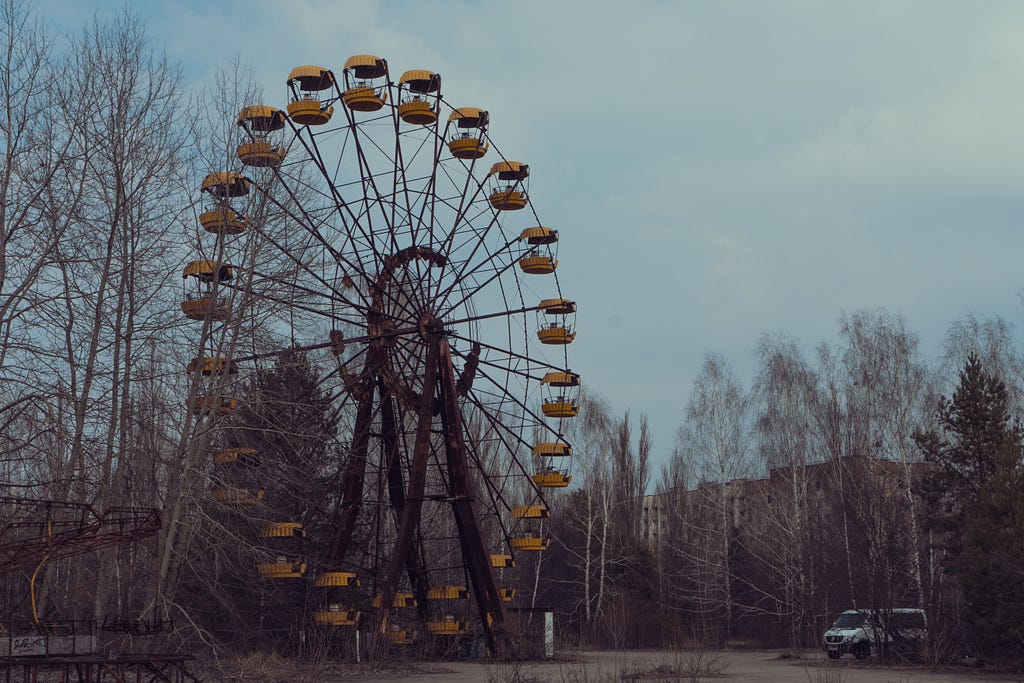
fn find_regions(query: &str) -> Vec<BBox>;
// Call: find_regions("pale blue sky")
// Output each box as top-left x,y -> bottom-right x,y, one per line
35,1 -> 1024,466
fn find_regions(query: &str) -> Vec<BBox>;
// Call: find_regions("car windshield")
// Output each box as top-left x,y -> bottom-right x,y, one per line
832,612 -> 865,629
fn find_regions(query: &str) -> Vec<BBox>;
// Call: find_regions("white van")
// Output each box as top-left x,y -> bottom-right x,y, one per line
822,608 -> 927,659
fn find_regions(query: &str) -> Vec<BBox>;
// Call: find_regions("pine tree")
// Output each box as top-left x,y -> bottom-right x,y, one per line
915,353 -> 1024,661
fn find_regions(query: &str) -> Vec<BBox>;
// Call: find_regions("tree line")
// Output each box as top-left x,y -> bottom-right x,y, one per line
539,309 -> 1024,664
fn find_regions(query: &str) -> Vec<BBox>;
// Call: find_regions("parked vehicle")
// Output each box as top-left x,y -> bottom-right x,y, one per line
822,608 -> 927,659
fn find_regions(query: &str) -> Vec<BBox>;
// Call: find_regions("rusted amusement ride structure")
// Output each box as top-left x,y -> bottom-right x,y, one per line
182,56 -> 579,657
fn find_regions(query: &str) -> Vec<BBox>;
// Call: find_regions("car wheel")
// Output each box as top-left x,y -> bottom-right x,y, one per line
853,643 -> 869,660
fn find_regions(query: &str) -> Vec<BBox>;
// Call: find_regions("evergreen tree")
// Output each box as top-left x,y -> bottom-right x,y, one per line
915,353 -> 1024,661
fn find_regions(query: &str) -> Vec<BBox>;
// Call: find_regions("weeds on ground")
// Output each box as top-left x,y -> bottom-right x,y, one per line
802,659 -> 848,683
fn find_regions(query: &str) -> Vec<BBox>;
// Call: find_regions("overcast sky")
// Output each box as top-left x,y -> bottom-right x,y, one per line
36,0 -> 1024,467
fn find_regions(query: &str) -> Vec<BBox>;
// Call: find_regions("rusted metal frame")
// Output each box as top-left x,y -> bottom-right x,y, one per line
326,349 -> 380,567
371,338 -> 440,648
437,339 -> 512,656
285,117 -> 393,277
426,160 -> 497,307
434,236 -> 527,319
404,124 -> 447,334
340,86 -> 401,261
245,173 -> 373,313
429,174 -> 526,313
377,378 -> 432,624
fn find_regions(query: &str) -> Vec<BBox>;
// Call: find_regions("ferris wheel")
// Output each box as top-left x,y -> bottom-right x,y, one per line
182,55 -> 579,654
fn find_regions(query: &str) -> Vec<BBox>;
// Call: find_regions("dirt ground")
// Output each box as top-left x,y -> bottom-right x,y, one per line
334,649 -> 1024,683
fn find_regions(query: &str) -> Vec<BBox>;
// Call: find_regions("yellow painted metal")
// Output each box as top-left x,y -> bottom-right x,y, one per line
259,522 -> 306,539
539,298 -> 576,315
398,69 -> 440,93
490,553 -> 515,568
386,628 -> 413,645
510,535 -> 550,552
500,588 -> 516,602
200,172 -> 249,198
488,189 -> 528,210
199,208 -> 247,235
398,99 -> 438,125
537,326 -> 576,345
448,136 -> 488,159
489,161 -> 528,179
541,371 -> 580,387
257,560 -> 307,579
213,447 -> 257,464
237,141 -> 286,168
211,487 -> 265,504
519,226 -> 558,244
236,105 -> 286,131
287,65 -> 334,90
180,296 -> 230,321
372,592 -> 417,608
518,256 -> 557,275
182,260 -> 233,282
511,504 -> 550,519
190,396 -> 237,416
532,442 -> 573,458
449,107 -> 488,126
314,571 -> 361,587
287,99 -> 334,126
187,356 -> 235,375
542,400 -> 579,418
343,54 -> 387,78
533,470 -> 572,488
427,585 -> 469,600
313,608 -> 360,626
342,86 -> 386,112
426,617 -> 467,635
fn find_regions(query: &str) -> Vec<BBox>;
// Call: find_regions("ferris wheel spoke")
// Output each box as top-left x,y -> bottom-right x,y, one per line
288,122 -> 392,271
447,331 -> 570,376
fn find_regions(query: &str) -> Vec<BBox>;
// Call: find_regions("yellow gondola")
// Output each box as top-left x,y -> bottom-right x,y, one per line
341,54 -> 388,112
287,65 -> 335,125
488,161 -> 529,210
257,558 -> 307,578
314,572 -> 361,587
236,105 -> 287,167
448,107 -> 489,159
397,69 -> 440,125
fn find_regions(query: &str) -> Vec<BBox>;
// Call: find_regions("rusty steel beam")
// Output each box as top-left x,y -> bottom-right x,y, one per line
371,338 -> 440,647
437,339 -> 513,657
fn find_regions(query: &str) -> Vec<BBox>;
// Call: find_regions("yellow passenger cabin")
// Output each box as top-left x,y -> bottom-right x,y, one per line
257,558 -> 307,579
187,356 -> 236,376
286,65 -> 335,125
372,592 -> 417,608
236,105 -> 287,167
341,54 -> 388,112
511,504 -> 550,519
510,533 -> 551,552
533,467 -> 572,488
259,522 -> 306,539
313,604 -> 360,626
426,616 -> 467,636
314,572 -> 361,588
199,207 -> 247,235
532,441 -> 573,458
447,108 -> 489,159
490,553 -> 515,568
200,172 -> 249,199
397,70 -> 441,125
488,161 -> 529,210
